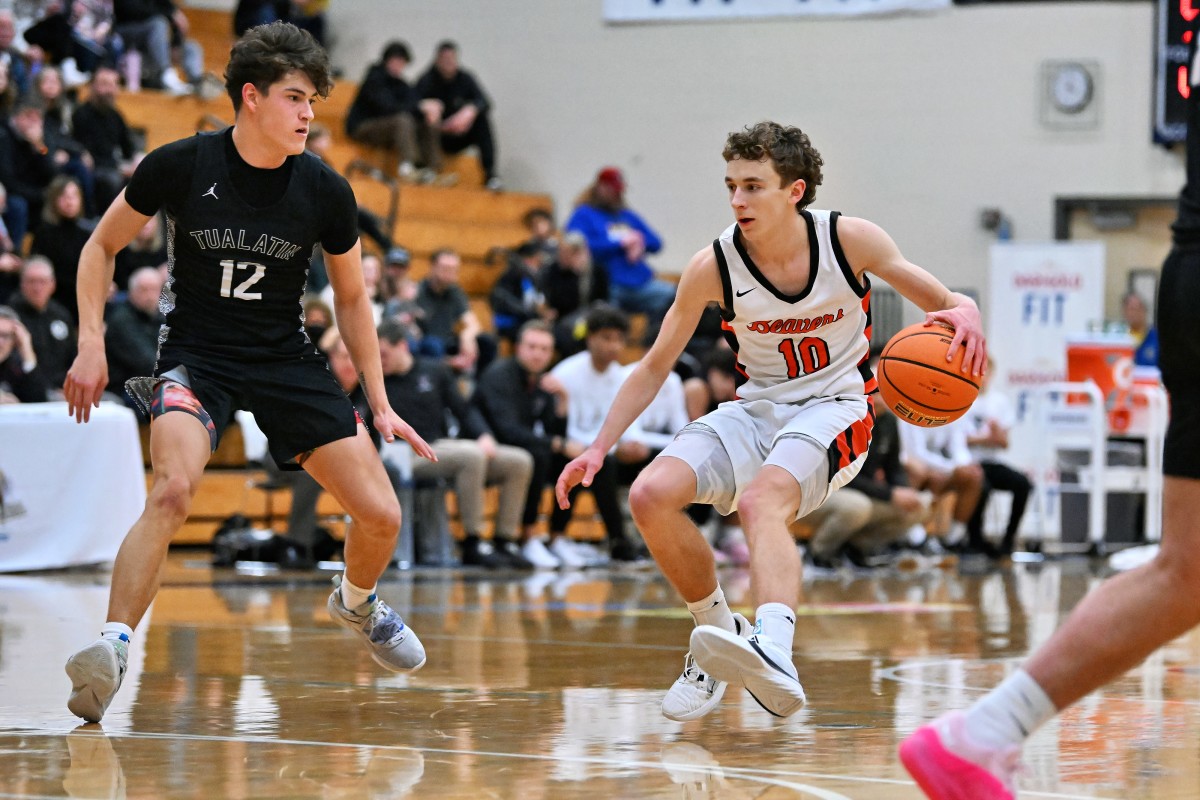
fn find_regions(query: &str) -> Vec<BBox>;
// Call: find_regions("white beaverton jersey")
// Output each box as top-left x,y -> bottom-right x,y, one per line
713,209 -> 876,404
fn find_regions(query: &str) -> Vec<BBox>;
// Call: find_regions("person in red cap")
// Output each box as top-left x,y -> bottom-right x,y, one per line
565,166 -> 674,343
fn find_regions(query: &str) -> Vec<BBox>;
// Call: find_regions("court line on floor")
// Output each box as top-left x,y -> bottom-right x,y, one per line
6,728 -> 1116,800
879,659 -> 1200,707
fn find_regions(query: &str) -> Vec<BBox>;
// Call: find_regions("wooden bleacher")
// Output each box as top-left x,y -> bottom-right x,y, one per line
126,7 -> 604,550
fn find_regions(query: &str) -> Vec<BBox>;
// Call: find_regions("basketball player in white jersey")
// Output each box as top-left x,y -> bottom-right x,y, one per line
556,121 -> 985,721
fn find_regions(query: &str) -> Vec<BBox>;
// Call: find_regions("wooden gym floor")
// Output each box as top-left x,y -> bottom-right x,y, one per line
2,553 -> 1200,798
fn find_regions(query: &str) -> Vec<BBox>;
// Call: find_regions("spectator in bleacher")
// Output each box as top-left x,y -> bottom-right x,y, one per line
320,251 -> 384,326
380,245 -> 425,333
471,320 -> 569,568
964,359 -> 1033,558
0,304 -> 48,402
8,256 -> 75,392
414,247 -> 496,375
547,304 -> 644,564
565,166 -> 673,345
415,40 -> 499,190
112,0 -> 197,95
797,378 -> 932,570
377,318 -> 533,569
31,175 -> 96,320
0,103 -> 66,231
301,296 -> 332,341
234,1 -> 325,46
21,2 -> 111,88
346,40 -> 437,182
0,11 -> 30,98
899,412 -> 987,555
542,230 -> 607,358
103,265 -> 162,402
490,240 -> 548,345
521,207 -> 559,263
113,212 -> 166,291
0,184 -> 24,301
72,65 -> 141,213
683,342 -> 737,421
31,67 -> 81,146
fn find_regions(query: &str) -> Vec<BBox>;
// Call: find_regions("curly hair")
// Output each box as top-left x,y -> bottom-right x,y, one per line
225,21 -> 333,112
722,121 -> 824,212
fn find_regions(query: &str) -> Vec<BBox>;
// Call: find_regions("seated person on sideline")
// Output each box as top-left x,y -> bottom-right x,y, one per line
964,358 -> 1033,558
104,266 -> 164,405
898,411 -> 986,555
415,40 -> 499,189
414,247 -> 496,374
547,304 -> 643,564
565,166 -> 673,342
346,40 -> 437,181
796,375 -> 932,569
542,231 -> 608,358
470,320 -> 569,568
490,240 -> 548,344
0,305 -> 48,402
1121,290 -> 1159,368
8,256 -> 75,392
376,318 -> 534,569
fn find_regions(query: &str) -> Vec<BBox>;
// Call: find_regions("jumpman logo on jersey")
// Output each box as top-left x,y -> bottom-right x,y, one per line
203,183 -> 219,200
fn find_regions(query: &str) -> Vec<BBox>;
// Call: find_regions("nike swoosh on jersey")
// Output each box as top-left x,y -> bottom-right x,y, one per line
736,287 -> 756,297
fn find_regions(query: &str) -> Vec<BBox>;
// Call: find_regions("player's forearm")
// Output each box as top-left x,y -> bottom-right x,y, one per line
76,238 -> 116,349
586,362 -> 668,454
335,295 -> 387,408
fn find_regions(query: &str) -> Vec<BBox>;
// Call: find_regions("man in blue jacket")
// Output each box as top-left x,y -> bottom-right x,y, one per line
566,166 -> 674,343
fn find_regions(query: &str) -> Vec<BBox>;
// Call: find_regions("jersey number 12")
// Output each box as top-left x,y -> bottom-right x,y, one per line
777,336 -> 830,379
219,260 -> 266,300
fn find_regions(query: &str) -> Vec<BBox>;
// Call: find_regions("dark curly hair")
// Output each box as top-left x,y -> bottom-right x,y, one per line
225,21 -> 333,112
722,121 -> 824,212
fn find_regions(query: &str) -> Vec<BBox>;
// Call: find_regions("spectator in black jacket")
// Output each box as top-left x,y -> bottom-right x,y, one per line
416,40 -> 499,189
471,320 -> 568,564
377,319 -> 533,568
103,266 -> 162,401
490,241 -> 548,344
8,256 -> 75,392
31,175 -> 96,320
72,66 -> 141,213
346,40 -> 437,181
794,387 -> 932,568
0,103 -> 62,228
542,231 -> 608,357
0,305 -> 48,403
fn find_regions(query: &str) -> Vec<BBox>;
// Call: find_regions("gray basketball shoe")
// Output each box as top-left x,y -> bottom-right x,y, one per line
327,575 -> 426,672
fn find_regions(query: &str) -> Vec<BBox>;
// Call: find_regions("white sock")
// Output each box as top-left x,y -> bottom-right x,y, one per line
755,602 -> 796,652
340,576 -> 376,611
945,521 -> 967,545
686,586 -> 736,632
101,622 -> 133,643
962,669 -> 1057,749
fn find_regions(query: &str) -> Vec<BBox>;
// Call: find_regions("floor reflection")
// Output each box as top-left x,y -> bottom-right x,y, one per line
0,555 -> 1198,798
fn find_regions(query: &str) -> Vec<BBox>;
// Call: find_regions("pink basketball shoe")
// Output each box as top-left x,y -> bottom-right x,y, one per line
899,711 -> 1021,800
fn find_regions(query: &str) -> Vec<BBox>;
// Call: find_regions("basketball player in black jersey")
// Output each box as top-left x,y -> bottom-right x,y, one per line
900,29 -> 1200,800
61,22 -> 436,724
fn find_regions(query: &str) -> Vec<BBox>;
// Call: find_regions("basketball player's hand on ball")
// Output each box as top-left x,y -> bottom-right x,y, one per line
375,407 -> 438,462
64,345 -> 109,423
924,301 -> 986,378
556,446 -> 606,509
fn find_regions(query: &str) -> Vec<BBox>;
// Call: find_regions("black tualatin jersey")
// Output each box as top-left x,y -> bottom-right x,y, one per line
124,128 -> 358,360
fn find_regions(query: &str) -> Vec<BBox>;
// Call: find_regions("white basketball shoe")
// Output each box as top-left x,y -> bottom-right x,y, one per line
661,613 -> 750,721
690,623 -> 807,718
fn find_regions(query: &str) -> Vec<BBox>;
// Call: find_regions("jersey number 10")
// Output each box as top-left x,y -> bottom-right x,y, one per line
219,260 -> 266,300
777,336 -> 831,379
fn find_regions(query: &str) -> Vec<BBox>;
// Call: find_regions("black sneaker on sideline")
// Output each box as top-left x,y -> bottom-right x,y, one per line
461,535 -> 505,569
492,537 -> 535,569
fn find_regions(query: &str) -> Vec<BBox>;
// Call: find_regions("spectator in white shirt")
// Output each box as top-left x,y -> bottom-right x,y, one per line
963,360 -> 1033,557
546,304 -> 644,562
899,413 -> 985,554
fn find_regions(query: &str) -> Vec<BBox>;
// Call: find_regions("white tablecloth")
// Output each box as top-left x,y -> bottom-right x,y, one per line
0,402 -> 146,572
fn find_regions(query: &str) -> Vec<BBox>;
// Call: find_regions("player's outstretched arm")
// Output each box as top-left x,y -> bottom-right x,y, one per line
325,241 -> 437,461
838,215 -> 986,377
555,247 -> 722,508
64,190 -> 153,423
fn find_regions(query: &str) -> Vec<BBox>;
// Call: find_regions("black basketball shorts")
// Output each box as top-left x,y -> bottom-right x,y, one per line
151,347 -> 359,468
1157,248 -> 1200,479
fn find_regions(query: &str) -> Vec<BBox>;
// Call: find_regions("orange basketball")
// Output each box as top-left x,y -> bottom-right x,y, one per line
876,322 -> 980,427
